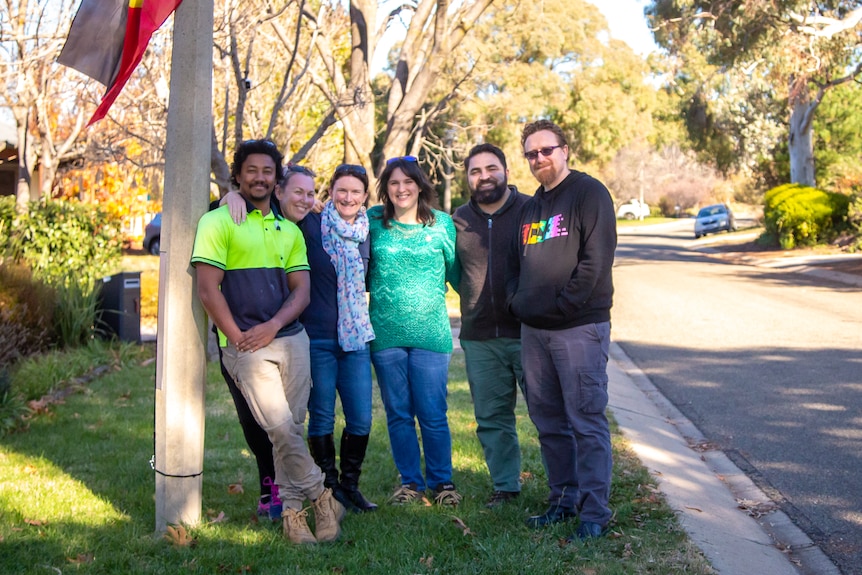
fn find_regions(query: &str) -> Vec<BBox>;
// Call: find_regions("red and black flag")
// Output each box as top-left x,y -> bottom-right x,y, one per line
58,0 -> 183,126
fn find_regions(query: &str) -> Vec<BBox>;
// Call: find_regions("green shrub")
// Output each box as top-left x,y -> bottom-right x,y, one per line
0,195 -> 15,256
849,194 -> 862,252
4,199 -> 123,288
2,200 -> 123,348
54,280 -> 105,348
762,183 -> 849,249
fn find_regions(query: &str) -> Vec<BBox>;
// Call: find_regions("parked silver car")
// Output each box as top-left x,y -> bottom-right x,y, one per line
143,213 -> 161,255
694,204 -> 736,239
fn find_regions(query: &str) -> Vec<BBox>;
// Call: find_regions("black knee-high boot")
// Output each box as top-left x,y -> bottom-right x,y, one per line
308,434 -> 354,511
339,431 -> 378,512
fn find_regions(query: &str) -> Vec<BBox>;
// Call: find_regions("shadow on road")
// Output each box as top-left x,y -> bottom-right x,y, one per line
615,340 -> 862,575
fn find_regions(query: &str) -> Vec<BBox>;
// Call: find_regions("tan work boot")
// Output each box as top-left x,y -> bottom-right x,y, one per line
312,487 -> 346,542
282,508 -> 316,544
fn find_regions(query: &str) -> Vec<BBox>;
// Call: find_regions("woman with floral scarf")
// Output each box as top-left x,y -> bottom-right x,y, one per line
299,165 -> 377,513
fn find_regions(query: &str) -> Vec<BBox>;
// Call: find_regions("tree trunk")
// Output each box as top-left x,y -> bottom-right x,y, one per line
788,97 -> 815,187
344,0 -> 376,176
15,117 -> 33,212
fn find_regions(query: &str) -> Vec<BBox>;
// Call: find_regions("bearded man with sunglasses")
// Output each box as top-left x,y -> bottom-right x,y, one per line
506,120 -> 617,543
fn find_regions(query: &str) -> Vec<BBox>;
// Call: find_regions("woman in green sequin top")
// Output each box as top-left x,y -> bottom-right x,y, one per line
367,156 -> 462,507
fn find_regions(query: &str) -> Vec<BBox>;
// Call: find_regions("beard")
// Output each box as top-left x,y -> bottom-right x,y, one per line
532,165 -> 562,189
471,178 -> 508,205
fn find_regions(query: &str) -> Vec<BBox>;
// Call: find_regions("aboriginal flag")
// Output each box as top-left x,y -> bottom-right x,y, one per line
58,0 -> 183,125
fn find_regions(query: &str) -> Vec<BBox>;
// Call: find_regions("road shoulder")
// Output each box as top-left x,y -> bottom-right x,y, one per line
608,343 -> 840,575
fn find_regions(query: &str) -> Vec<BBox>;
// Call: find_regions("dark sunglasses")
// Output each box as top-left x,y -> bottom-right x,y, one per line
242,138 -> 278,148
285,163 -> 315,177
334,164 -> 367,176
524,145 -> 562,161
385,155 -> 418,166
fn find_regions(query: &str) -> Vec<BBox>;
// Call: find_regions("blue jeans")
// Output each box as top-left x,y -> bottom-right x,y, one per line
372,347 -> 452,491
521,321 -> 613,526
307,339 -> 373,437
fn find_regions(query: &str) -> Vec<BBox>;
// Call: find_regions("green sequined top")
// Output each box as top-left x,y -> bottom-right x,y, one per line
367,206 -> 456,353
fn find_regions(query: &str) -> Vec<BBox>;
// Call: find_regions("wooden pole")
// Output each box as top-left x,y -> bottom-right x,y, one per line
154,0 -> 213,531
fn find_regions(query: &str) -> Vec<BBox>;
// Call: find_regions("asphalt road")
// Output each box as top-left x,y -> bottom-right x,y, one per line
612,221 -> 862,575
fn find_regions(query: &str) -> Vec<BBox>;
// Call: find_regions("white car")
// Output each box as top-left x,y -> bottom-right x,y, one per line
617,199 -> 650,220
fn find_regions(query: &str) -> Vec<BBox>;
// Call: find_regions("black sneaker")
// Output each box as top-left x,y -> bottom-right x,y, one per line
567,521 -> 608,543
432,482 -> 462,506
525,505 -> 577,528
485,490 -> 520,508
389,483 -> 424,505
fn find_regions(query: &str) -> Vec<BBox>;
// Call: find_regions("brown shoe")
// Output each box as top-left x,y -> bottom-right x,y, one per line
282,508 -> 316,544
312,488 -> 346,542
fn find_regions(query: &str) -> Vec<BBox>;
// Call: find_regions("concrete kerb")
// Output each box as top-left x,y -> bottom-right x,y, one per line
608,343 -> 840,575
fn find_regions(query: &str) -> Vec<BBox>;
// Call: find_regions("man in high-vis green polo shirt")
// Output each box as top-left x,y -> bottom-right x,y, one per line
191,139 -> 345,544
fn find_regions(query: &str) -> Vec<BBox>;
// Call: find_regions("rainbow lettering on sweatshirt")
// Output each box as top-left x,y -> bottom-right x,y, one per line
521,213 -> 568,245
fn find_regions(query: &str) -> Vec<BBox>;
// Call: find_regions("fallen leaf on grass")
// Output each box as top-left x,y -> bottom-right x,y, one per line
22,464 -> 38,475
206,510 -> 227,523
164,525 -> 196,547
228,483 -> 244,494
67,553 -> 94,564
451,516 -> 474,536
419,555 -> 434,567
141,357 -> 156,367
25,519 -> 46,526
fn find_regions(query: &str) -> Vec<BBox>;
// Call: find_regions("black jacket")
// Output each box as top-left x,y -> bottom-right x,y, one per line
506,171 -> 616,330
452,186 -> 529,340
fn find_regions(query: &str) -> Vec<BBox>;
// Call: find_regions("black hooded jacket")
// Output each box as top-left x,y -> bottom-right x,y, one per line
505,170 -> 616,330
452,186 -> 529,340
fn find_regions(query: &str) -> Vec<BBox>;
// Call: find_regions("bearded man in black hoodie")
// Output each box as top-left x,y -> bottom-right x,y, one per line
506,120 -> 617,543
452,143 -> 530,509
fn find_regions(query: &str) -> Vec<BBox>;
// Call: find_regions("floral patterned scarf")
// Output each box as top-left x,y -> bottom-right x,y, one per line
320,201 -> 375,351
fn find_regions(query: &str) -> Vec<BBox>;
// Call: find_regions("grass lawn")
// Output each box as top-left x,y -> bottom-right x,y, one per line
0,337 -> 713,574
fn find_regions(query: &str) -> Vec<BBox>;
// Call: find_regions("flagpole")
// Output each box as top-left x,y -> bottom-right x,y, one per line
154,0 -> 213,531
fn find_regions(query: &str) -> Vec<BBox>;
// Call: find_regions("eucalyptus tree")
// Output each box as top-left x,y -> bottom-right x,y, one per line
311,0 -> 494,179
646,1 -> 862,187
418,0 -> 662,196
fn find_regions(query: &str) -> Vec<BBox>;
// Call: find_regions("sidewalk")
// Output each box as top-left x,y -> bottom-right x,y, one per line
608,345 -> 839,575
609,229 -> 858,574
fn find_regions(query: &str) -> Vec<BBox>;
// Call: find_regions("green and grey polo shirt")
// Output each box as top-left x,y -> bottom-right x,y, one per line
191,204 -> 309,346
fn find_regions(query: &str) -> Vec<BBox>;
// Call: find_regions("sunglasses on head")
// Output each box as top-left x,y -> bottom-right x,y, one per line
242,138 -> 278,148
524,145 -> 563,161
285,163 -> 315,177
334,164 -> 367,177
385,155 -> 418,166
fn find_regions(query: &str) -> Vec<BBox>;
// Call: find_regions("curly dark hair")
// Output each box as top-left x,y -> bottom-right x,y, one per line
375,157 -> 437,227
230,139 -> 285,188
